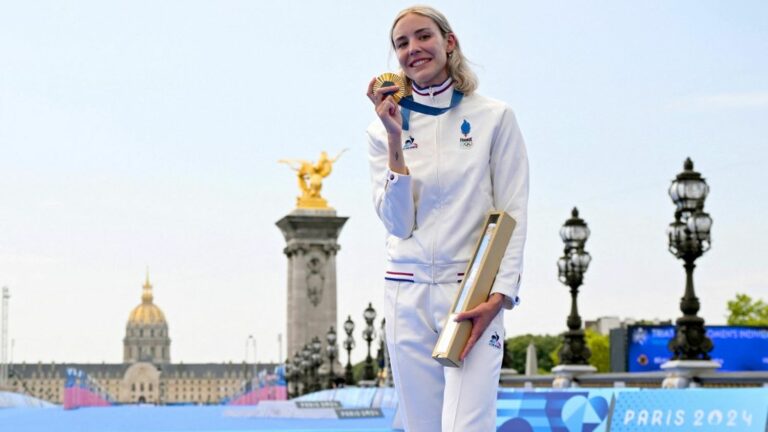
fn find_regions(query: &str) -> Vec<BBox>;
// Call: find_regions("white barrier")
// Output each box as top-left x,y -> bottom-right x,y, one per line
0,391 -> 56,408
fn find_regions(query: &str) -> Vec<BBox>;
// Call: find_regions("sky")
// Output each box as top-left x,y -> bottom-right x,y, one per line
1,1 -> 766,365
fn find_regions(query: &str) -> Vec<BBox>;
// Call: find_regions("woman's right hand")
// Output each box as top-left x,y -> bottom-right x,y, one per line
367,77 -> 402,135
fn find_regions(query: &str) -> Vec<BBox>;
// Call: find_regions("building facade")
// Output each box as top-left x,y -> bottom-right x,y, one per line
7,275 -> 272,405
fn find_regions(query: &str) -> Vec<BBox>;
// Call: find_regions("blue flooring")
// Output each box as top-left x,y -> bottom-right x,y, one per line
0,405 -> 398,432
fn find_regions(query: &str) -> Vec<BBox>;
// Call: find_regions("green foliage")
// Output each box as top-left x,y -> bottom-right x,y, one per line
727,294 -> 768,326
546,330 -> 610,372
505,334 -> 561,373
549,344 -> 559,368
585,329 -> 610,372
351,359 -> 378,383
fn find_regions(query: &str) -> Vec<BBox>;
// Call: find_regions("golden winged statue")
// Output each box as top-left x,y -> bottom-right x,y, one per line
279,149 -> 348,209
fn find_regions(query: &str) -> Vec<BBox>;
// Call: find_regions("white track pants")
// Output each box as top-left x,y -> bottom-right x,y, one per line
384,281 -> 505,432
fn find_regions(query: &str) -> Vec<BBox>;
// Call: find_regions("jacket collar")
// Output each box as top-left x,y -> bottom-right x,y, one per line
411,78 -> 454,108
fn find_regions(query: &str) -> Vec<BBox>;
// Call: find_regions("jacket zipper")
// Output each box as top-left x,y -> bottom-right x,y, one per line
432,114 -> 440,282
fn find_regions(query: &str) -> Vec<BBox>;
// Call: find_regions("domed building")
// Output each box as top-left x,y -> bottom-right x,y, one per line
123,273 -> 171,364
7,273 -> 277,405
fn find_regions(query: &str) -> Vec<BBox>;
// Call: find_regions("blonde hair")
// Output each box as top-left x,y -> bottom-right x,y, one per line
390,5 -> 478,95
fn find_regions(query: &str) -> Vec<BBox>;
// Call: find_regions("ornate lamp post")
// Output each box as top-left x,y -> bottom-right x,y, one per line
300,344 -> 311,395
556,208 -> 592,366
362,303 -> 377,381
343,315 -> 356,385
325,326 -> 338,388
283,358 -> 293,398
310,336 -> 323,392
666,158 -> 714,360
291,351 -> 303,397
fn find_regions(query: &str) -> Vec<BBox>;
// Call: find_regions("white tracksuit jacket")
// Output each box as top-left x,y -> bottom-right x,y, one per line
367,80 -> 529,432
367,83 -> 529,305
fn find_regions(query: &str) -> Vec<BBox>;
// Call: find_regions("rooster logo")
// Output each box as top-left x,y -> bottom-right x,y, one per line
403,135 -> 418,150
489,331 -> 501,349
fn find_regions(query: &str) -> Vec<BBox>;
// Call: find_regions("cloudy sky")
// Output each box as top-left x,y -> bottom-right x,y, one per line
1,1 -> 766,364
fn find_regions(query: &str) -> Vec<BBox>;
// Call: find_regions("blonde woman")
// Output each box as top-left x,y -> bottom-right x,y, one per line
366,6 -> 529,432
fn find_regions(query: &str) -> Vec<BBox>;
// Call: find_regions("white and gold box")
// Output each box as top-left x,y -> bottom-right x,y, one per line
432,211 -> 516,367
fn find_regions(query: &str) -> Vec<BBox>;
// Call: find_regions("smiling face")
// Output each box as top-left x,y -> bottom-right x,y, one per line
392,13 -> 456,88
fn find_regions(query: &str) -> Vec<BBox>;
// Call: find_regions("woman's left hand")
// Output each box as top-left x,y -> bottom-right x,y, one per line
454,293 -> 505,361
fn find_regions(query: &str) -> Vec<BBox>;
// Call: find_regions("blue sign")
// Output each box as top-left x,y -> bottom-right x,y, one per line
496,389 -> 625,431
610,388 -> 768,432
627,325 -> 768,372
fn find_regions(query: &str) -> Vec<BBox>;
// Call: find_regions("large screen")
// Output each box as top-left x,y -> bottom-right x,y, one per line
626,325 -> 768,372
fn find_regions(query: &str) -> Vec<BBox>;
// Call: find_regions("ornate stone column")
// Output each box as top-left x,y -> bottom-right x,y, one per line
276,208 -> 347,362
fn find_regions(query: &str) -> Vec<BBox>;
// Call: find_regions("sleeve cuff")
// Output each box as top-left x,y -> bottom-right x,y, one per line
491,274 -> 522,310
386,169 -> 408,185
501,294 -> 521,310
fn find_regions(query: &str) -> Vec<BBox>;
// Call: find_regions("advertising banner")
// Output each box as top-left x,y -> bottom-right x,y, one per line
627,325 -> 768,372
496,389 -> 626,431
609,388 -> 768,432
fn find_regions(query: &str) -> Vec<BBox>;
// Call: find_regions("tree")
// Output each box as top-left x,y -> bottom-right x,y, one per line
727,294 -> 768,326
585,330 -> 610,372
352,360 -> 378,382
505,334 -> 561,373
548,329 -> 610,372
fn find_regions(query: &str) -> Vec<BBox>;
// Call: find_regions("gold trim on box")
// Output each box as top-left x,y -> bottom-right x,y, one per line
372,73 -> 406,103
432,211 -> 517,367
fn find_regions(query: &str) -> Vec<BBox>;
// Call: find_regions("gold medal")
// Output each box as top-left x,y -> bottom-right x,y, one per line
373,72 -> 406,103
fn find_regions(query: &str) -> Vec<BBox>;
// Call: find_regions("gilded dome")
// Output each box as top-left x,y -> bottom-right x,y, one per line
127,273 -> 167,326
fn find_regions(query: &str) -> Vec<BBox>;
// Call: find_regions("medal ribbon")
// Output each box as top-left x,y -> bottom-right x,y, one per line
399,90 -> 464,131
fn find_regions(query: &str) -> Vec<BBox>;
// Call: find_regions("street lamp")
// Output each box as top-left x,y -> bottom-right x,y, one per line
362,303 -> 377,381
291,351 -> 303,397
666,158 -> 714,360
343,315 -> 356,385
310,336 -> 323,392
325,326 -> 338,388
557,208 -> 592,365
300,344 -> 311,395
284,358 -> 293,398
